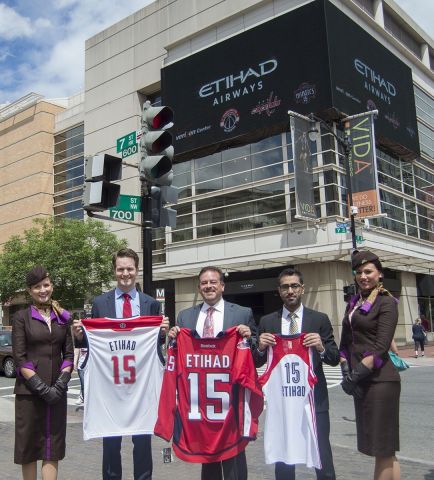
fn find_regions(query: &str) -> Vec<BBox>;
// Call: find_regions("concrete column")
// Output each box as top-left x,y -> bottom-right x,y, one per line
397,271 -> 419,344
300,261 -> 352,342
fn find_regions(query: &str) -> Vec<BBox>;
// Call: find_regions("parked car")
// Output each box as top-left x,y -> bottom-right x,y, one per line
0,330 -> 16,378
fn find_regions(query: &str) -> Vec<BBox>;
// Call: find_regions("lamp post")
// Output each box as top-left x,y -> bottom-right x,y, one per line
308,114 -> 357,251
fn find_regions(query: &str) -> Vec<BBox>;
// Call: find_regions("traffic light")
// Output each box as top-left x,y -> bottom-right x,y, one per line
150,185 -> 179,228
82,154 -> 122,212
139,101 -> 174,185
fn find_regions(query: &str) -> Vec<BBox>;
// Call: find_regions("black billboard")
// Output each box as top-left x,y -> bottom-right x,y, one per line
325,2 -> 419,159
161,0 -> 419,161
161,1 -> 331,160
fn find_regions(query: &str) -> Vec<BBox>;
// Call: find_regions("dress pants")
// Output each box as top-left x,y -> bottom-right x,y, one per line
274,411 -> 335,480
102,434 -> 152,480
201,451 -> 247,480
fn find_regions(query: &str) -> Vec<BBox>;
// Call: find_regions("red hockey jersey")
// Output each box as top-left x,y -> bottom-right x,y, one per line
154,327 -> 263,463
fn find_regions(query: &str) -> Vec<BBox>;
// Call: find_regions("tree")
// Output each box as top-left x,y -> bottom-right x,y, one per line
0,218 -> 127,310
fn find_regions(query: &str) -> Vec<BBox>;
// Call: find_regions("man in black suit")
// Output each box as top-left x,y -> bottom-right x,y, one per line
72,248 -> 169,480
169,265 -> 256,480
254,267 -> 339,480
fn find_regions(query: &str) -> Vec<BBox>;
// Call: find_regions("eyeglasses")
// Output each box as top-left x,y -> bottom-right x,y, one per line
279,283 -> 303,292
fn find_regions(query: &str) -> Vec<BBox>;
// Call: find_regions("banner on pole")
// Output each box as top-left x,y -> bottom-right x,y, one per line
344,112 -> 380,219
290,113 -> 318,221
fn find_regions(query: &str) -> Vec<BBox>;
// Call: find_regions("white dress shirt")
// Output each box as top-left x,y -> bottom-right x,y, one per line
196,298 -> 225,338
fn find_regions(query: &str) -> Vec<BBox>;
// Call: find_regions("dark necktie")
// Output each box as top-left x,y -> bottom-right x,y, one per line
203,307 -> 215,338
122,293 -> 132,318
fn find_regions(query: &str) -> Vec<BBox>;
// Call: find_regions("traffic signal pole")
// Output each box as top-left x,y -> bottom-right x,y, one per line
343,121 -> 358,251
139,101 -> 175,296
141,181 -> 153,295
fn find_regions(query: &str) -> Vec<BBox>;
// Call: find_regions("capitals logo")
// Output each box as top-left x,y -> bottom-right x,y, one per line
220,108 -> 240,133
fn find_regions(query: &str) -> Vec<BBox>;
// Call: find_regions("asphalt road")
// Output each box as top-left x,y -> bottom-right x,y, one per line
0,356 -> 433,479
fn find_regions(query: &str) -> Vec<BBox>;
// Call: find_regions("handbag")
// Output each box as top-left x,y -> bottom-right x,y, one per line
389,351 -> 410,371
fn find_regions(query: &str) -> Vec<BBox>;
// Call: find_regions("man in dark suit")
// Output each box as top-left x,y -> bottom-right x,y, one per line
72,248 -> 169,480
254,267 -> 339,480
169,265 -> 256,480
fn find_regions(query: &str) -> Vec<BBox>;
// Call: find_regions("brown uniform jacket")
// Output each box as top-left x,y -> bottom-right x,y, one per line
12,307 -> 74,395
339,294 -> 400,382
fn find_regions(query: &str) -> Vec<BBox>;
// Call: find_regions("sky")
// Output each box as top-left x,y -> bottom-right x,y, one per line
0,0 -> 432,108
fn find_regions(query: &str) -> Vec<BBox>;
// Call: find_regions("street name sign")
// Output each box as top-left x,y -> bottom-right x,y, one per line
116,130 -> 142,159
109,195 -> 141,221
335,222 -> 348,234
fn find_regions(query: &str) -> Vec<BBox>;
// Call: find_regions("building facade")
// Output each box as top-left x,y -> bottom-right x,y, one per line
0,94 -> 67,248
0,0 -> 432,339
81,0 -> 433,342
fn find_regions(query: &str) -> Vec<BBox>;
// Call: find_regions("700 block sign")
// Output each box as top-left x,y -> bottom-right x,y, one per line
109,195 -> 141,221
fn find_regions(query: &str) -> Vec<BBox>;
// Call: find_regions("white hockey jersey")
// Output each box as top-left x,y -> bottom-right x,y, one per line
81,316 -> 164,440
258,334 -> 321,469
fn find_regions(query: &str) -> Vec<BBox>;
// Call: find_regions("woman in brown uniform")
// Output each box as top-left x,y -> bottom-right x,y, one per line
339,251 -> 401,480
12,266 -> 73,480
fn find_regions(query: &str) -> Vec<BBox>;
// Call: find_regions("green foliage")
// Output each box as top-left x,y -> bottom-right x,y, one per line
0,218 -> 127,310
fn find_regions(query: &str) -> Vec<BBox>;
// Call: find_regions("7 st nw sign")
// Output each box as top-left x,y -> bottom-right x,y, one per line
116,130 -> 142,159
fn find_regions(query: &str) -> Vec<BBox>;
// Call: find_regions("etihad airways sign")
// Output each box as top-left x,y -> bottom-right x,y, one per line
161,0 -> 418,160
161,0 -> 329,159
327,2 -> 418,158
354,59 -> 397,104
198,59 -> 278,106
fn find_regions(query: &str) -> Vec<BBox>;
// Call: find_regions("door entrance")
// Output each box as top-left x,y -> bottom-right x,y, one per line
224,290 -> 281,325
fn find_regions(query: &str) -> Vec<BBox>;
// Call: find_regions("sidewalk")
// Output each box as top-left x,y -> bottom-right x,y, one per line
396,341 -> 434,366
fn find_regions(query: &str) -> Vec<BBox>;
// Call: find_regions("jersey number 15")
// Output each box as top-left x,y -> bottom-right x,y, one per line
111,355 -> 136,384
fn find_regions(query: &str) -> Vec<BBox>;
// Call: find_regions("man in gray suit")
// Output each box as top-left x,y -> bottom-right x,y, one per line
73,248 -> 169,480
169,265 -> 256,480
254,267 -> 339,480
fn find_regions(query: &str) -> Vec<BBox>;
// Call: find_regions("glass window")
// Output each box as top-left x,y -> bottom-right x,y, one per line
54,165 -> 83,185
54,156 -> 84,174
54,200 -> 83,216
222,156 -> 252,188
173,161 -> 192,199
323,170 -> 337,185
54,176 -> 84,193
54,188 -> 83,204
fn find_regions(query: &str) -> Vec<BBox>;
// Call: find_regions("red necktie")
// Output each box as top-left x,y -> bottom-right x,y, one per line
122,293 -> 132,318
203,307 -> 215,338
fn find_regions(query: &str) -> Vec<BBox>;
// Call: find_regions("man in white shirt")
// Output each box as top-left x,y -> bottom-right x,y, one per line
254,267 -> 339,480
171,266 -> 255,480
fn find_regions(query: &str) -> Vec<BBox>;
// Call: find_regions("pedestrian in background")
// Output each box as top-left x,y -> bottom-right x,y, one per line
339,251 -> 401,480
412,318 -> 426,358
12,266 -> 73,480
